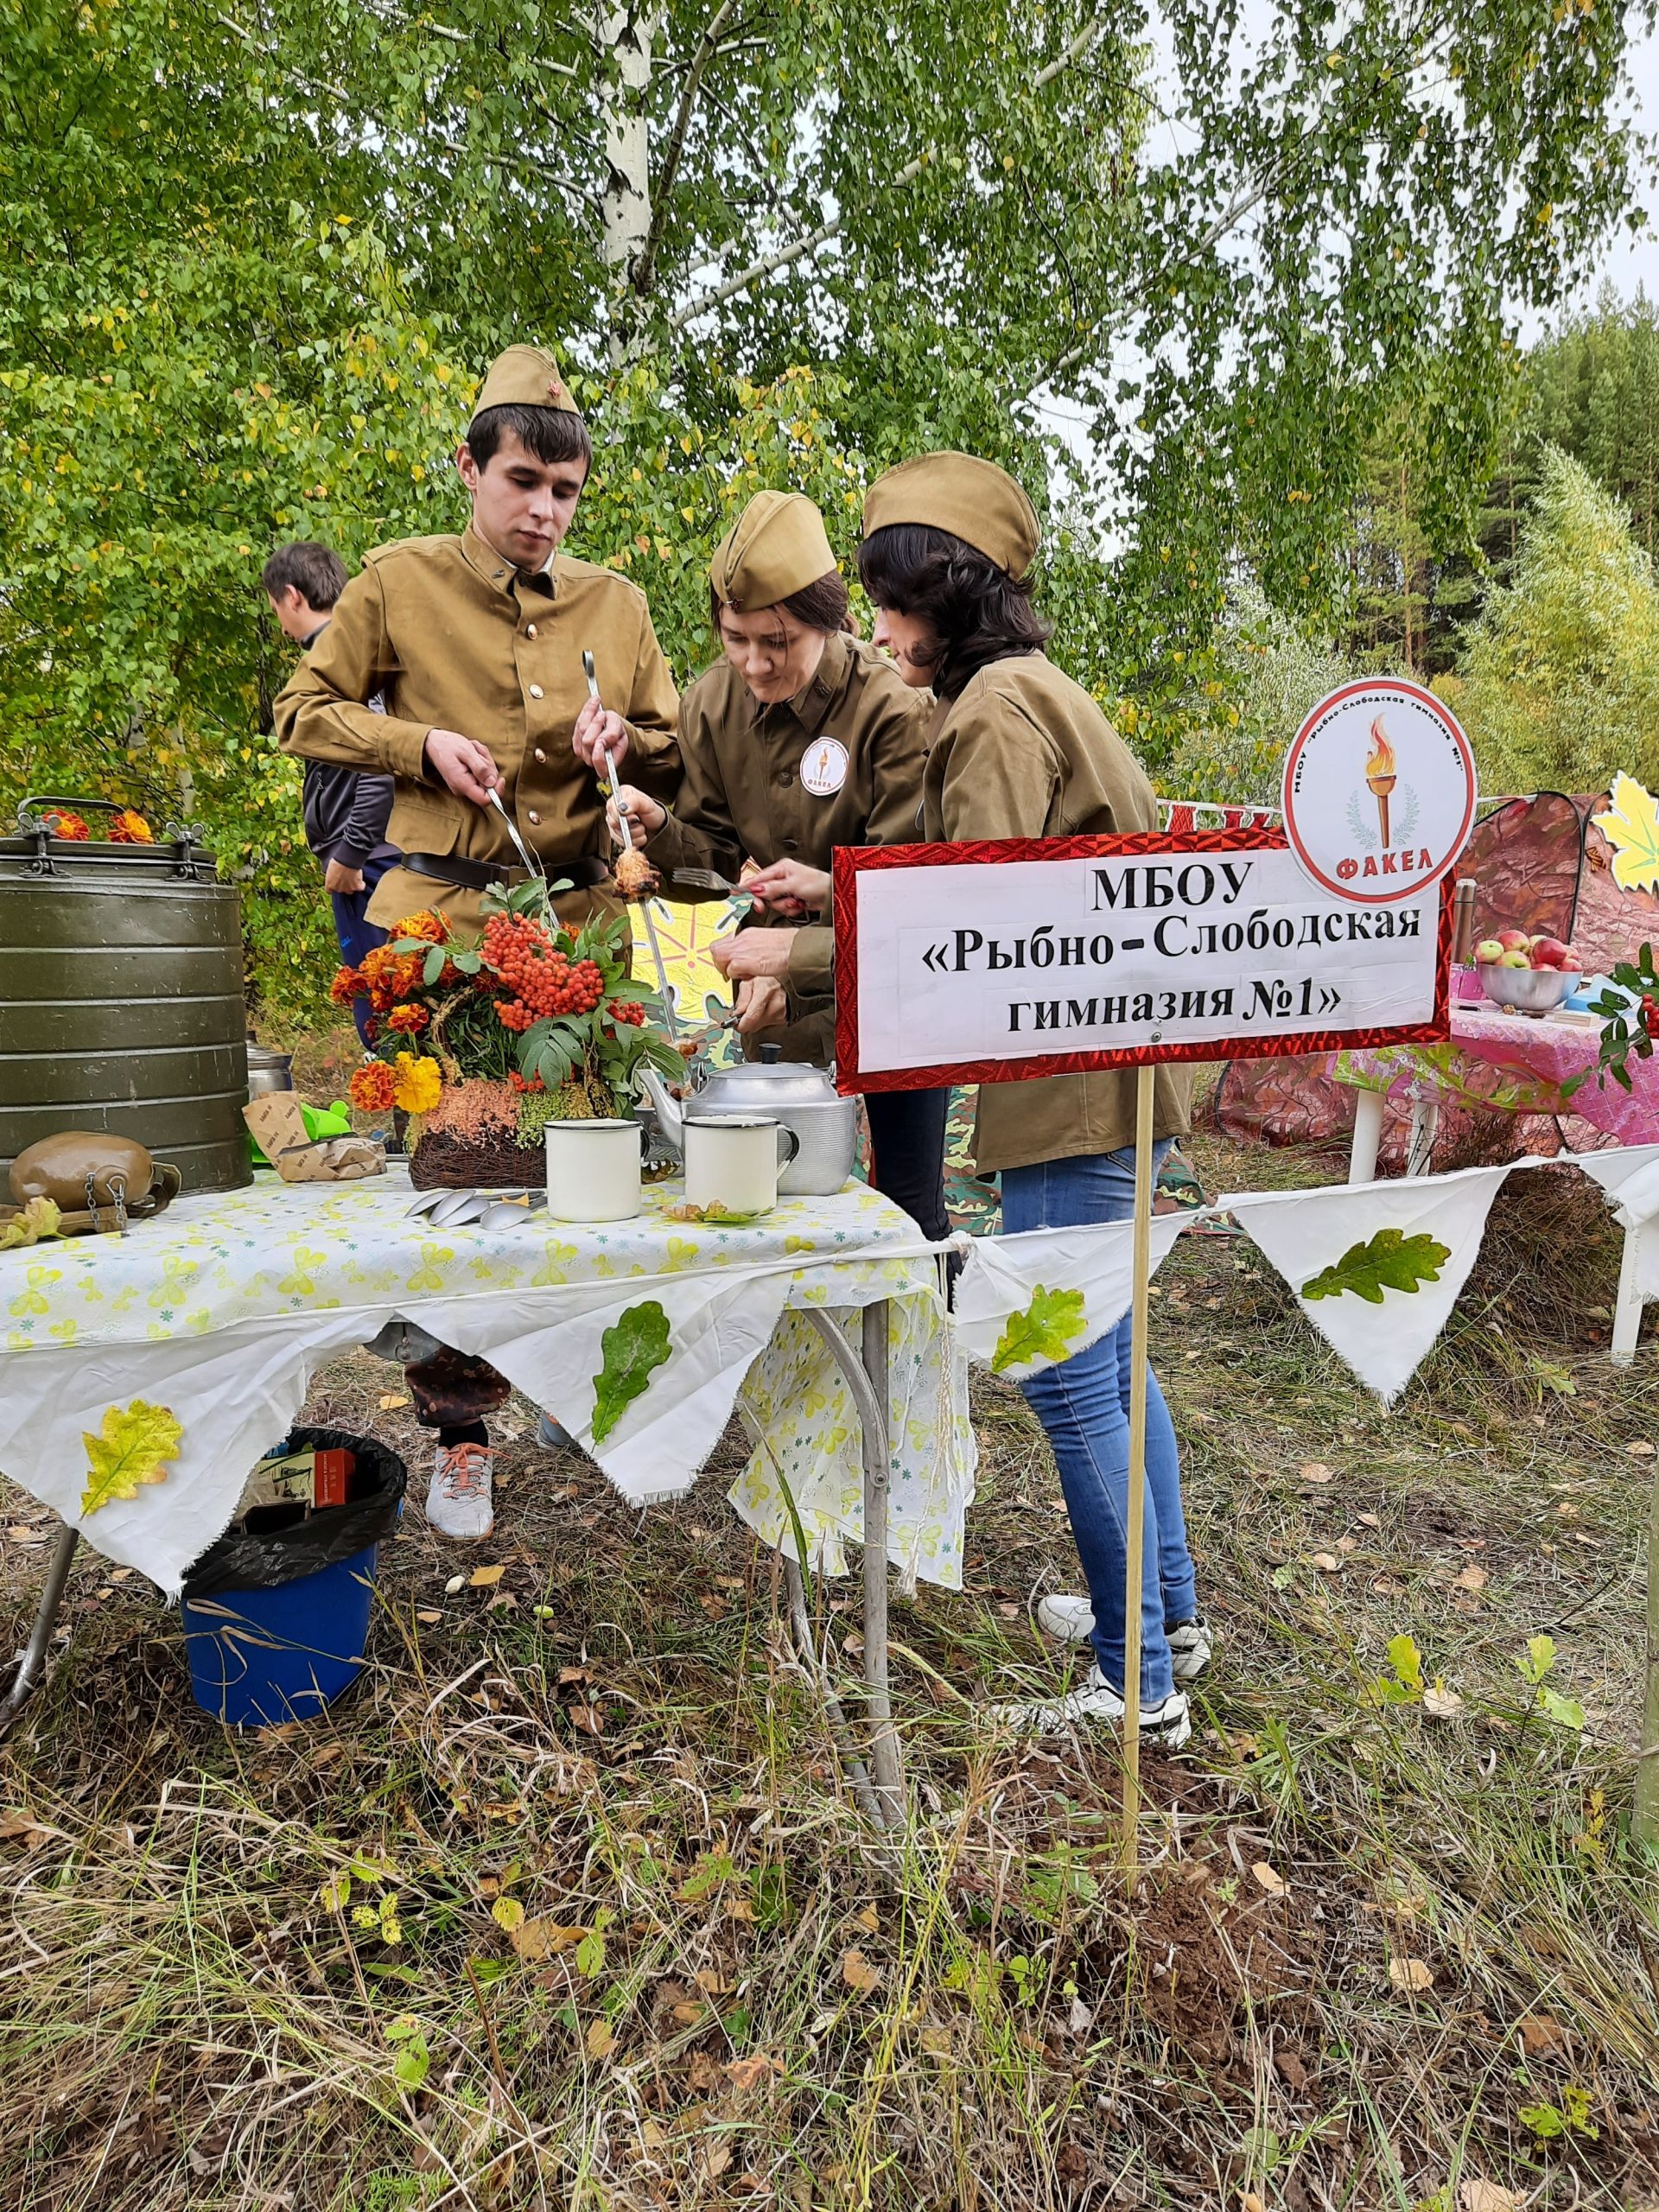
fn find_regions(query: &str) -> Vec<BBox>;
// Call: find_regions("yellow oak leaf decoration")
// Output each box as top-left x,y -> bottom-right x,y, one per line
1593,772 -> 1659,892
80,1399 -> 184,1516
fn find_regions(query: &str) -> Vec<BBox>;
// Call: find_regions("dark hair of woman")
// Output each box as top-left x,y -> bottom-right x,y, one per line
709,567 -> 852,645
858,522 -> 1049,699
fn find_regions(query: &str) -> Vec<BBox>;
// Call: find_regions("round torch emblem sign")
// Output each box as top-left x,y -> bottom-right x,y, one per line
1281,678 -> 1478,906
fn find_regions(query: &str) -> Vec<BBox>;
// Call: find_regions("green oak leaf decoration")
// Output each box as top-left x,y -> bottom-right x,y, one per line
1300,1228 -> 1452,1306
990,1284 -> 1089,1374
591,1300 -> 672,1442
79,1399 -> 184,1516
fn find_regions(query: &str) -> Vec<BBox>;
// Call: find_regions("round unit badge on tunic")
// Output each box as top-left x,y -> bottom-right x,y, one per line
800,739 -> 849,798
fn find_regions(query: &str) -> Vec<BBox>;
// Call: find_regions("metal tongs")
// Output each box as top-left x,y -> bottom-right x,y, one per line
583,649 -> 679,1044
486,786 -> 545,885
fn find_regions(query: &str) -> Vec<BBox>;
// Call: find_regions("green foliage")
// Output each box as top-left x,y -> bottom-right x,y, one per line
1165,581 -> 1360,804
1,0 -> 1648,1008
1524,288 -> 1659,561
1300,1229 -> 1452,1306
1448,447 -> 1659,795
1516,1634 -> 1586,1732
1577,938 -> 1658,1095
989,1284 -> 1089,1374
1363,1632 -> 1427,1707
1519,2083 -> 1599,2141
591,1300 -> 672,1443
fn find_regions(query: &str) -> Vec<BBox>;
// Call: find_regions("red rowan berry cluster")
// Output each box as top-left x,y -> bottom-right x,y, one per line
609,1001 -> 647,1027
484,914 -> 606,1030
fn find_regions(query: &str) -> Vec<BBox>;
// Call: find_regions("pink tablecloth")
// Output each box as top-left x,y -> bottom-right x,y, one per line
1337,1005 -> 1659,1148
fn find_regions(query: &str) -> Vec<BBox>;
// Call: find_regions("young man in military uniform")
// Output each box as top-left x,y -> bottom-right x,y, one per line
275,345 -> 682,1541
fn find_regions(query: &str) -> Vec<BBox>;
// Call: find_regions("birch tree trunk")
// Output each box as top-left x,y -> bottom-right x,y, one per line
596,2 -> 658,358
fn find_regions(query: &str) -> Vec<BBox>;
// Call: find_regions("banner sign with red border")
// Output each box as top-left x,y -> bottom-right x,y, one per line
833,824 -> 1452,1096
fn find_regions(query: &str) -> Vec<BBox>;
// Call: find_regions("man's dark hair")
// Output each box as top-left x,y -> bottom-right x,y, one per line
466,403 -> 594,474
262,541 -> 349,611
858,523 -> 1049,700
709,569 -> 852,644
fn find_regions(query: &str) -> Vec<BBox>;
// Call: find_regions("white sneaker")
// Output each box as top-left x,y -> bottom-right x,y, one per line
1033,1597 -> 1213,1684
1166,1617 -> 1213,1684
1033,1592 -> 1095,1643
425,1442 -> 494,1541
996,1665 -> 1192,1748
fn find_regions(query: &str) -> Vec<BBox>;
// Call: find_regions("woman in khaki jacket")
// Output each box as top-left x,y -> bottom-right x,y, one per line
732,454 -> 1209,1747
608,490 -> 950,1241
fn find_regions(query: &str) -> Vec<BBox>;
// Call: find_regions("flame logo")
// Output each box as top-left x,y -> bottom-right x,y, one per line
1364,719 -> 1396,782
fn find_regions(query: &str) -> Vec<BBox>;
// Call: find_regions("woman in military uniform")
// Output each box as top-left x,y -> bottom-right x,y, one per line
608,489 -> 951,1243
729,454 -> 1209,1747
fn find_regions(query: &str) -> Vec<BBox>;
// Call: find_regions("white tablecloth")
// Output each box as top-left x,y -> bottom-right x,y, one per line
0,1169 -> 973,1595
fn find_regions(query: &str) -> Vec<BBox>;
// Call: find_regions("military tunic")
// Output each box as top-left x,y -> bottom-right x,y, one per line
794,650 -> 1192,1172
643,631 -> 930,1061
275,524 -> 680,933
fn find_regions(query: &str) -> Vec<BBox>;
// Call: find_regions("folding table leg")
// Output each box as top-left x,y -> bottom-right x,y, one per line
0,1524 -> 79,1731
1613,1222 -> 1645,1368
802,1303 -> 906,1828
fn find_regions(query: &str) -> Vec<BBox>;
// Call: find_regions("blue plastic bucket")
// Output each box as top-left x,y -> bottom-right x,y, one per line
181,1542 -> 378,1728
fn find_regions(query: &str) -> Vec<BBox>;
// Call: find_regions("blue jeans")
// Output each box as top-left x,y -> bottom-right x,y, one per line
1000,1143 -> 1198,1702
330,856 -> 393,1046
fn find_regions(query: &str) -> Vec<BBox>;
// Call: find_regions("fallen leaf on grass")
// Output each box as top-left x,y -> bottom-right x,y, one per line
854,1903 -> 880,1933
584,2018 -> 615,2060
1251,1861 -> 1287,1895
469,1564 -> 506,1587
444,1573 -> 465,1594
704,2143 -> 733,2181
491,1897 -> 525,1933
1422,1684 -> 1465,1719
1459,2183 -> 1522,2212
1370,1573 -> 1406,1595
1518,2012 -> 1566,2055
378,1394 -> 410,1410
1624,1439 -> 1655,1457
512,1918 -> 588,1961
840,1947 -> 880,1993
1454,1565 -> 1489,1592
1387,1956 -> 1433,1992
1357,1510 -> 1381,1528
568,1705 -> 604,1736
1312,1552 -> 1342,1573
416,1609 -> 442,1624
1299,1462 -> 1335,1484
724,2054 -> 781,2091
1336,1535 -> 1357,1552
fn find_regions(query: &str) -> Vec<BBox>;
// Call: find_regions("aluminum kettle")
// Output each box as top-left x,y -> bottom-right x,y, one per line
638,1045 -> 859,1197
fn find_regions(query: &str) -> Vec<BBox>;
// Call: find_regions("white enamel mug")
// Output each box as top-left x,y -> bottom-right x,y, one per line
682,1115 -> 800,1217
544,1118 -> 645,1222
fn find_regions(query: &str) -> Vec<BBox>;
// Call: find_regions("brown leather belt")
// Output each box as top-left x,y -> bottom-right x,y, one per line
401,850 -> 611,893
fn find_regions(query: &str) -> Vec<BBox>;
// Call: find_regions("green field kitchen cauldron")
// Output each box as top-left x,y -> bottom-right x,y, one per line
0,800 -> 251,1192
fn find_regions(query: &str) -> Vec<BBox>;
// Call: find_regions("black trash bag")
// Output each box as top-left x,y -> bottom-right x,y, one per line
181,1427 -> 406,1599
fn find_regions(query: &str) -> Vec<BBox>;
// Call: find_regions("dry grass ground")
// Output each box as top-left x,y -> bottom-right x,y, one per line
3,1099 -> 1658,2211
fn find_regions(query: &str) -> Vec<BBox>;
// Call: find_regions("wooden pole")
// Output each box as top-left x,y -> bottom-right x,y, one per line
1120,1065 -> 1156,1877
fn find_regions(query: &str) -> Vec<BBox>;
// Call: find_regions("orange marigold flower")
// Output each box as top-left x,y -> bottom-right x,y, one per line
348,1060 -> 397,1112
395,909 -> 450,944
329,965 -> 368,1006
109,809 -> 155,844
47,810 -> 90,841
386,1002 -> 429,1034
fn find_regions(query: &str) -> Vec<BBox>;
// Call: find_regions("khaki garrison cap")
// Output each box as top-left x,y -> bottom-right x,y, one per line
709,490 -> 838,610
471,343 -> 577,420
861,451 -> 1040,581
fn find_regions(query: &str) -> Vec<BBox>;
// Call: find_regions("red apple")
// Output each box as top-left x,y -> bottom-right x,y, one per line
1530,938 -> 1568,969
1497,928 -> 1531,952
1474,938 -> 1505,963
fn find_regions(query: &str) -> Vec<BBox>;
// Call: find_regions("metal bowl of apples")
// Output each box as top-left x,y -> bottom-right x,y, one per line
1475,930 -> 1581,1015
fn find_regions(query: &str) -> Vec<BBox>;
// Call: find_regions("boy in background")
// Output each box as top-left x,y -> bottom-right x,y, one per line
264,541 -> 397,1044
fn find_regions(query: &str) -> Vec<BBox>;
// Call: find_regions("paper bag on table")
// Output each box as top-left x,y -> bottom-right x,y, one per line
243,1096 -> 385,1182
